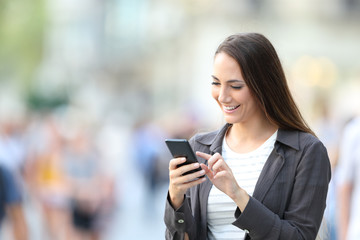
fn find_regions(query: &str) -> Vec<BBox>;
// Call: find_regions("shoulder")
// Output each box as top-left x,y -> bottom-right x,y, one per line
277,129 -> 323,151
277,129 -> 330,169
282,130 -> 329,165
277,130 -> 331,177
299,131 -> 324,148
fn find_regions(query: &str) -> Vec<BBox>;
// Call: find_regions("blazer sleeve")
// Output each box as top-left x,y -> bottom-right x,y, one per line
232,140 -> 331,240
164,136 -> 202,240
164,192 -> 198,240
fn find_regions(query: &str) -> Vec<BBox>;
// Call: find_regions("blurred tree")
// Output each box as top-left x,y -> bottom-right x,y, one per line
0,0 -> 46,92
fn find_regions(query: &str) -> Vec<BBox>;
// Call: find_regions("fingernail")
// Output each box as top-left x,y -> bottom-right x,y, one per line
194,163 -> 200,167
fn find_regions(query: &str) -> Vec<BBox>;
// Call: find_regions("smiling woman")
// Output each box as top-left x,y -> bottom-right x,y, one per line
211,52 -> 259,126
164,33 -> 331,240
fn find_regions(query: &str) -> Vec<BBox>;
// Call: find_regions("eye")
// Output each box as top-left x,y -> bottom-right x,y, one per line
231,86 -> 243,90
211,82 -> 220,86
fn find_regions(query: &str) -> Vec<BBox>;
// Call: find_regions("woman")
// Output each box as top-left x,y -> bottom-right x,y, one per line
164,33 -> 331,240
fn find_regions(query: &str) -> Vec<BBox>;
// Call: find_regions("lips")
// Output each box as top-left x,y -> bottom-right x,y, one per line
223,105 -> 240,113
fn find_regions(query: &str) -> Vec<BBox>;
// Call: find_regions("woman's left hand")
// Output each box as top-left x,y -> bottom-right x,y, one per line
196,151 -> 250,211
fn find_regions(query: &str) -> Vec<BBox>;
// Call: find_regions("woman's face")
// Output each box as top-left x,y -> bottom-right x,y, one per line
211,52 -> 262,124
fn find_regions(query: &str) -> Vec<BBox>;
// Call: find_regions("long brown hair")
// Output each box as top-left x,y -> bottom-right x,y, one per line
215,33 -> 315,136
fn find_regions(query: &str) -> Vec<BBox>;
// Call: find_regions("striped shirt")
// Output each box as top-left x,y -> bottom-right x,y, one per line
207,131 -> 277,239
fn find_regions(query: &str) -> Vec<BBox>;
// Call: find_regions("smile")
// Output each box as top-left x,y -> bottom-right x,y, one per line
223,105 -> 240,112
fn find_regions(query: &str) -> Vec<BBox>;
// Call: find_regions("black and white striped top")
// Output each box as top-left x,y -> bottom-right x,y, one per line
207,131 -> 277,239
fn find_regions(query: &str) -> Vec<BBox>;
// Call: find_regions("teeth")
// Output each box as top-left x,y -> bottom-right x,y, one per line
224,105 -> 239,110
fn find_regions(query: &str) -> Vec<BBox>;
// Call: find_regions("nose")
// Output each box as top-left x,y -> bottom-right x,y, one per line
218,86 -> 231,104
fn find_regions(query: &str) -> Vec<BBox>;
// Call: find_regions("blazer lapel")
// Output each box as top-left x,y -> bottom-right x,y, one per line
252,147 -> 285,202
252,129 -> 299,202
197,123 -> 230,236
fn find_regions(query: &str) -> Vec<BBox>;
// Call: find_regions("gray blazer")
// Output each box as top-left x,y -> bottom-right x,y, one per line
164,124 -> 331,240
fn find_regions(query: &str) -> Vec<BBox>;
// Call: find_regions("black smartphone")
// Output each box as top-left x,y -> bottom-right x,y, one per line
165,139 -> 203,176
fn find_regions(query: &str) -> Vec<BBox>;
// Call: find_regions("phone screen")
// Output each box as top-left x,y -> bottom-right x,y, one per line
165,139 -> 203,176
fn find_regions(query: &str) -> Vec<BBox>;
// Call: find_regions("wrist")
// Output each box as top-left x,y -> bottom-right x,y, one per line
231,187 -> 250,212
169,191 -> 185,210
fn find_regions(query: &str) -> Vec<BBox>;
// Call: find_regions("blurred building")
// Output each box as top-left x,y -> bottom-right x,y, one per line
1,0 -> 360,127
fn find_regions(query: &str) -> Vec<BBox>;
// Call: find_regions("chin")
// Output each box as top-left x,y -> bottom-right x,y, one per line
224,117 -> 239,124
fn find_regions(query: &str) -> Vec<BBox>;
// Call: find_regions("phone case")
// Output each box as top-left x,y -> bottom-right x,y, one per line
165,139 -> 203,176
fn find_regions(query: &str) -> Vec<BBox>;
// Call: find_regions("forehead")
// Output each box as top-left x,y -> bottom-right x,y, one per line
213,52 -> 244,80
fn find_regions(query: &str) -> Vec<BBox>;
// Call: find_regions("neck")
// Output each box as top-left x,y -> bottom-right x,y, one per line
226,115 -> 278,153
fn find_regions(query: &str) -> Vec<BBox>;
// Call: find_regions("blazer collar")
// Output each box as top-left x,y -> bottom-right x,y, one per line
195,123 -> 230,154
276,128 -> 300,151
195,123 -> 300,153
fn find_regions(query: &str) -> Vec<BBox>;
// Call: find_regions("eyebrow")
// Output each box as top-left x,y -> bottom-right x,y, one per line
211,75 -> 244,83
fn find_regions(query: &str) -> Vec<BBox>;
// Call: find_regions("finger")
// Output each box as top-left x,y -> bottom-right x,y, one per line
171,168 -> 205,187
207,153 -> 222,171
181,176 -> 207,189
196,151 -> 212,160
200,163 -> 209,172
178,163 -> 202,176
170,162 -> 203,181
212,158 -> 225,175
200,163 -> 214,180
213,170 -> 228,180
169,157 -> 186,170
178,168 -> 206,182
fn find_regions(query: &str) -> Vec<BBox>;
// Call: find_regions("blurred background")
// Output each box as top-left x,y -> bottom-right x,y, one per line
0,0 -> 360,239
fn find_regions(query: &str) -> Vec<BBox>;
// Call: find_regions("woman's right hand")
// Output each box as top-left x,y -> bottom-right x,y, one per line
168,157 -> 206,209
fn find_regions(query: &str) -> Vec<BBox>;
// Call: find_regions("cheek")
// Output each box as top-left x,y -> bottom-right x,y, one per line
238,89 -> 254,103
211,87 -> 219,101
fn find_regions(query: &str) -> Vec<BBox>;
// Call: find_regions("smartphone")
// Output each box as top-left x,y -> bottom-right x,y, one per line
165,139 -> 203,176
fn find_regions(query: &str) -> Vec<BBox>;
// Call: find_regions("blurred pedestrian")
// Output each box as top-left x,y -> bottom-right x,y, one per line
132,120 -> 169,200
313,95 -> 341,240
63,128 -> 113,240
164,33 -> 331,240
24,116 -> 71,240
337,116 -> 360,240
0,164 -> 28,240
0,118 -> 26,174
